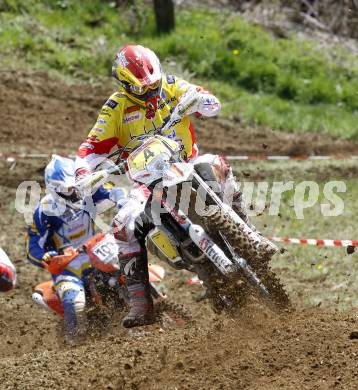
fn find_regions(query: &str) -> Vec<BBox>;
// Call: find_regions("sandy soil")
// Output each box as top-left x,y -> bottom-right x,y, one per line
1,71 -> 358,390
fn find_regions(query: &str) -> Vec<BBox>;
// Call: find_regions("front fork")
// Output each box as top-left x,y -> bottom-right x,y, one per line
151,185 -> 236,276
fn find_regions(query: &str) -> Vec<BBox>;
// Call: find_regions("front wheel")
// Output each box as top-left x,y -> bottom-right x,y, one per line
200,207 -> 290,311
194,262 -> 250,314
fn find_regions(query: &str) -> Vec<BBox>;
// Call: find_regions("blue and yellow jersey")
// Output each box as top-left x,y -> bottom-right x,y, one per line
26,185 -> 118,269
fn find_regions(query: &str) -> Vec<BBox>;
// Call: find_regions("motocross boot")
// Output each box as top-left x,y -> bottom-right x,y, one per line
64,311 -> 87,346
62,287 -> 87,346
121,254 -> 155,328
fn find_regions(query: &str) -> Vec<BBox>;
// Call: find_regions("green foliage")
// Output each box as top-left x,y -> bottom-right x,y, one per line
150,10 -> 358,110
0,2 -> 357,138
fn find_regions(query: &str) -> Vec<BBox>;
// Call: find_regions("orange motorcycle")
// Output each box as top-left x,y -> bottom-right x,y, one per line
32,233 -> 166,319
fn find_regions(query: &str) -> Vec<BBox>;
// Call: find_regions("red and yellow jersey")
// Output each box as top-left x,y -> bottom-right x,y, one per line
76,75 -> 200,177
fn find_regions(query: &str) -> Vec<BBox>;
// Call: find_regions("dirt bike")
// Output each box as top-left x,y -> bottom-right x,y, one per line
32,242 -> 168,321
78,129 -> 290,314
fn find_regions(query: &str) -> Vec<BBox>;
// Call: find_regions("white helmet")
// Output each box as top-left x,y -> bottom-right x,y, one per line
45,155 -> 76,199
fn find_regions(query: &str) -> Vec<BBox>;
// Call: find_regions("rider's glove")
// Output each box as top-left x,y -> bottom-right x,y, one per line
177,86 -> 221,117
176,88 -> 201,117
42,251 -> 58,264
0,264 -> 15,292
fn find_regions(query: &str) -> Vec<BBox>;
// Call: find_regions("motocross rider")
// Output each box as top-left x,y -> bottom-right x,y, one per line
74,44 -> 255,328
27,155 -> 125,343
0,247 -> 16,292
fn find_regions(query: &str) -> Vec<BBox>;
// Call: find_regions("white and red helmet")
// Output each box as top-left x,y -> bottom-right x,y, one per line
112,44 -> 162,103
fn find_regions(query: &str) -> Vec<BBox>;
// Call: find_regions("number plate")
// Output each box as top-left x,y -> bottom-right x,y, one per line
128,136 -> 179,177
92,235 -> 119,267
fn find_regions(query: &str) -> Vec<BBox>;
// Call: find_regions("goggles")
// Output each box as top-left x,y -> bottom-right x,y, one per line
120,79 -> 162,102
56,187 -> 81,204
52,184 -> 75,196
128,79 -> 161,95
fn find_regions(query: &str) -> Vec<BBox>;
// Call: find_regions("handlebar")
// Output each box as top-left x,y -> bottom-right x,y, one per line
105,108 -> 184,164
75,164 -> 122,192
81,109 -> 186,191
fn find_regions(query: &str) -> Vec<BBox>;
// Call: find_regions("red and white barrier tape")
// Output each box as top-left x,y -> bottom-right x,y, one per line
1,152 -> 358,161
186,236 -> 358,286
270,236 -> 358,247
185,235 -> 358,286
227,155 -> 358,161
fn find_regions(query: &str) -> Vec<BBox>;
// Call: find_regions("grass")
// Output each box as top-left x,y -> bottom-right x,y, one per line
267,177 -> 358,311
0,1 -> 357,138
206,81 -> 358,139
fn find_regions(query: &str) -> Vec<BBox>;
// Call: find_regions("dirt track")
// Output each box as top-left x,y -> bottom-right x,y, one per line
1,70 -> 358,156
1,71 -> 358,390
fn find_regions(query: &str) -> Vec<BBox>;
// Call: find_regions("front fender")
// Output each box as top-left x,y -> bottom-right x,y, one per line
162,162 -> 194,187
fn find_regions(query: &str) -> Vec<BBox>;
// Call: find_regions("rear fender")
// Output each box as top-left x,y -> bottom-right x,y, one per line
33,280 -> 64,317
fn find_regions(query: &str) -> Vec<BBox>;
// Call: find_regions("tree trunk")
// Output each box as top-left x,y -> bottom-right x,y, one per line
153,0 -> 175,34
